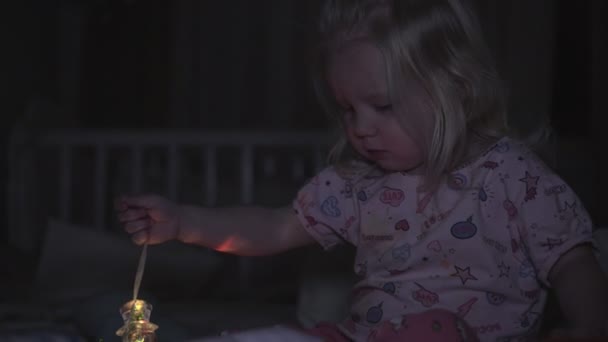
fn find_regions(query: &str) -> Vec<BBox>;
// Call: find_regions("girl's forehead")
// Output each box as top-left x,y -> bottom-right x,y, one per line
329,39 -> 383,70
332,34 -> 376,54
328,42 -> 408,85
328,41 -> 386,88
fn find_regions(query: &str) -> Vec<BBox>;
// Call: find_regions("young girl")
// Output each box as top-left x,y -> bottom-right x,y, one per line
117,0 -> 608,340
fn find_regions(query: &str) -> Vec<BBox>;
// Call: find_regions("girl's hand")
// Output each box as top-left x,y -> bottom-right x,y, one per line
549,244 -> 608,338
115,194 -> 181,245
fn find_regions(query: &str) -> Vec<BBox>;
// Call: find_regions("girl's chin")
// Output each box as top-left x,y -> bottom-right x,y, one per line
375,160 -> 425,174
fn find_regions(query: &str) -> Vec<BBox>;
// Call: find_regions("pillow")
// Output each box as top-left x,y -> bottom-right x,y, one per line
593,228 -> 608,275
32,219 -> 224,304
296,246 -> 356,328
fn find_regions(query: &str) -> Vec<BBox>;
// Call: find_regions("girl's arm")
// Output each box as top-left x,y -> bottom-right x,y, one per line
177,205 -> 316,256
548,244 -> 608,337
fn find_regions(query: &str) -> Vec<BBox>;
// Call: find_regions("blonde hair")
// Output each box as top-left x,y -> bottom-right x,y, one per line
313,0 -> 511,187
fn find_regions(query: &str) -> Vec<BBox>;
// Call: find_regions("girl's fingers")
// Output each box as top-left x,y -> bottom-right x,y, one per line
118,208 -> 148,223
131,230 -> 149,245
124,218 -> 151,234
114,196 -> 128,211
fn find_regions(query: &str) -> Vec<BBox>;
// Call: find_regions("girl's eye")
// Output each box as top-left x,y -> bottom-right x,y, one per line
376,104 -> 393,112
341,107 -> 355,120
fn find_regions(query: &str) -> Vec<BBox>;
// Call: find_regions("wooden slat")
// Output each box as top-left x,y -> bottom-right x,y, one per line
168,144 -> 178,201
59,145 -> 72,221
204,145 -> 217,207
240,145 -> 254,204
40,130 -> 329,146
94,145 -> 107,229
131,146 -> 143,194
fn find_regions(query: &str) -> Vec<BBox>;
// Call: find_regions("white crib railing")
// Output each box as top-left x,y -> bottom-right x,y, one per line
8,128 -> 331,253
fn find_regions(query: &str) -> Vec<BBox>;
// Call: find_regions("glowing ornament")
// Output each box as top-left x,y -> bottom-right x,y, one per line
117,244 -> 157,341
116,299 -> 158,342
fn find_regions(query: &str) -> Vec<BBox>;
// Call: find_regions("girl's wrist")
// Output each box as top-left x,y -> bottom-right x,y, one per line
174,204 -> 191,243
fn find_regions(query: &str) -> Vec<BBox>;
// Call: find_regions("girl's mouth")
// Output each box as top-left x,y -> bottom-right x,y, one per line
366,149 -> 389,160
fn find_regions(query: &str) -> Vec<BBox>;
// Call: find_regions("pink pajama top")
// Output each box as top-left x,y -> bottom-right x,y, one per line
293,137 -> 593,341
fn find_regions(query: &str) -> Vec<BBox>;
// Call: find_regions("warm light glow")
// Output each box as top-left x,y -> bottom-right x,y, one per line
117,299 -> 158,341
216,235 -> 242,253
133,300 -> 143,311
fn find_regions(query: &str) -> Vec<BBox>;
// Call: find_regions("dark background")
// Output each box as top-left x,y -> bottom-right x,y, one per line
1,0 -> 607,339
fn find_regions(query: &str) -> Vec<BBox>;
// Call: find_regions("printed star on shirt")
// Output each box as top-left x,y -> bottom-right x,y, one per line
451,265 -> 478,285
519,171 -> 539,192
540,238 -> 565,251
559,201 -> 578,221
498,261 -> 510,278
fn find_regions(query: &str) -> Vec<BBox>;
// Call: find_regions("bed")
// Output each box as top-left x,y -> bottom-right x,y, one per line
5,126 -> 607,341
4,126 -> 356,341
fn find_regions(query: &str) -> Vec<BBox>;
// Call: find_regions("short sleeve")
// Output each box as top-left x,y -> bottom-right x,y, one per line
293,166 -> 360,250
518,170 -> 594,286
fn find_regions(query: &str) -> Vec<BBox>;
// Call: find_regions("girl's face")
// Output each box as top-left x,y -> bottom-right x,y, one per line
327,40 -> 430,173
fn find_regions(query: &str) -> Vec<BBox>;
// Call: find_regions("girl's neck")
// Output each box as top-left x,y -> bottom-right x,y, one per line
456,134 -> 505,170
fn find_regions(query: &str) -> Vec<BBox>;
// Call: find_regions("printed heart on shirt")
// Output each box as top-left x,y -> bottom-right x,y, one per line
357,190 -> 368,202
494,141 -> 510,153
392,244 -> 411,262
380,187 -> 404,207
321,196 -> 341,217
395,219 -> 410,231
427,240 -> 442,253
305,216 -> 317,226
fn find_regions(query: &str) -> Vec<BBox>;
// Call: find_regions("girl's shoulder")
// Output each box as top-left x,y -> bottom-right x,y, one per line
460,135 -> 550,173
305,160 -> 409,197
455,135 -> 572,198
